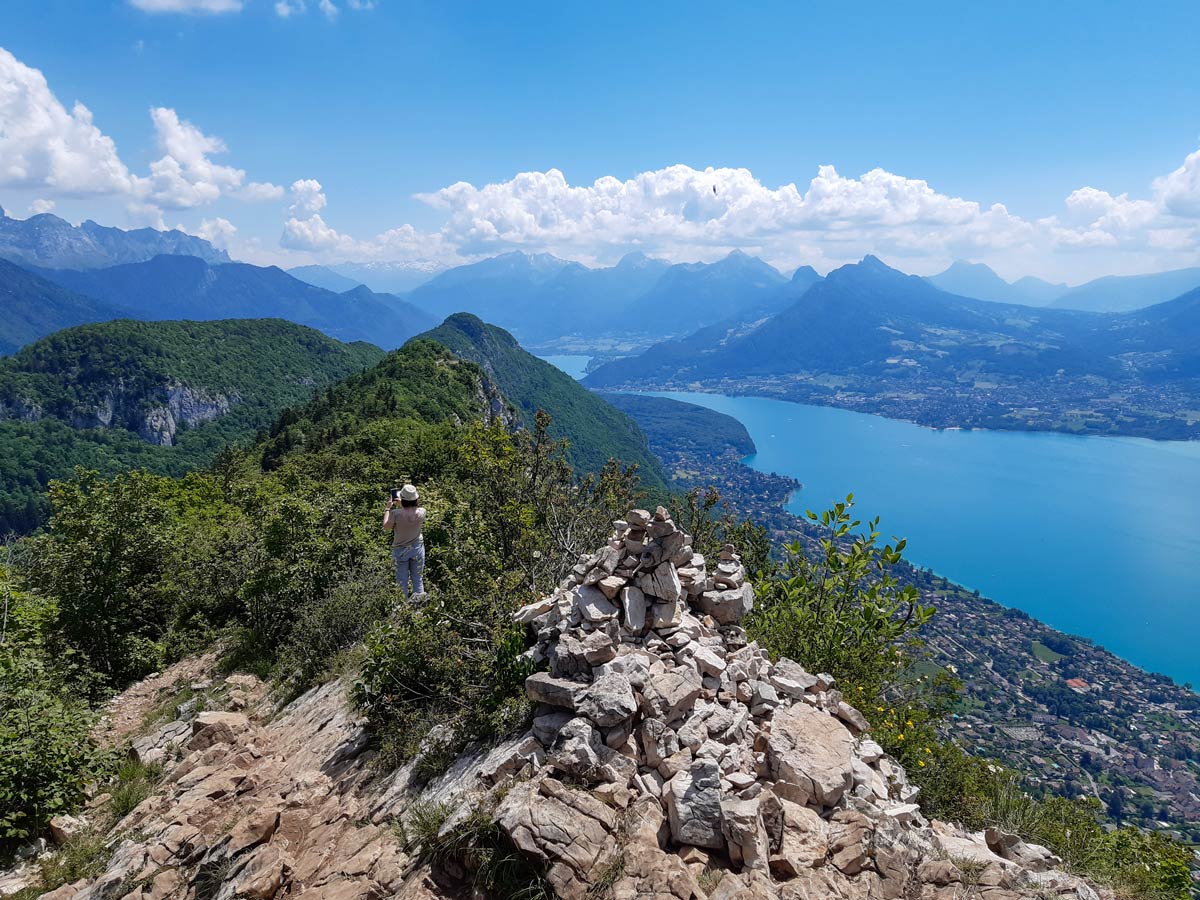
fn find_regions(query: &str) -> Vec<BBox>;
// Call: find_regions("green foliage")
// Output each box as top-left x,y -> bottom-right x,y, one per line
109,758 -> 163,821
0,318 -> 384,533
355,416 -> 642,768
0,569 -> 112,856
419,314 -> 668,491
24,470 -> 178,685
676,486 -> 773,579
748,495 -> 934,710
400,797 -> 550,899
915,749 -> 1192,900
601,393 -> 756,459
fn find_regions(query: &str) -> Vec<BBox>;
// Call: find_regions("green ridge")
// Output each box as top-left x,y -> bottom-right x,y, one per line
417,313 -> 667,489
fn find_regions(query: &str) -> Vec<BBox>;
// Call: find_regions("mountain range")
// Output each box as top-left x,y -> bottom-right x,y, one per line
1049,266 -> 1200,313
585,255 -> 1200,438
28,256 -> 435,349
288,264 -> 363,293
926,260 -> 1067,306
0,258 -> 127,355
0,206 -> 229,269
402,249 -> 820,345
927,259 -> 1200,313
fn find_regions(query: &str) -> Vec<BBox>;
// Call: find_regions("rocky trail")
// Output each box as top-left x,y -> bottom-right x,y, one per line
3,507 -> 1109,900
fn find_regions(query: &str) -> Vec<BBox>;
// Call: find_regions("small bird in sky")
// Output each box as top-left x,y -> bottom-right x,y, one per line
713,184 -> 718,195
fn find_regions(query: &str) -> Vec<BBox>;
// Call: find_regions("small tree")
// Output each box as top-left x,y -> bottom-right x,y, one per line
748,494 -> 934,709
23,469 -> 177,687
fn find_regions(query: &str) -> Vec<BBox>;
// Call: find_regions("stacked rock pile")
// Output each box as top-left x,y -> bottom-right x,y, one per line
498,507 -> 1098,900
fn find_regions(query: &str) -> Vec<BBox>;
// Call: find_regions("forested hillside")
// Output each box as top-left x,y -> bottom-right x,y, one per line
31,256 -> 435,349
0,259 -> 125,355
418,313 -> 668,490
0,319 -> 384,532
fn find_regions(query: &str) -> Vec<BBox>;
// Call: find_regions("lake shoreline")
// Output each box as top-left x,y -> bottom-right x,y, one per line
628,388 -> 1200,688
591,382 -> 1200,445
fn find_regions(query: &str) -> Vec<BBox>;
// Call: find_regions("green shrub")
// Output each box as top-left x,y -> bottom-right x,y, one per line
747,495 -> 934,712
0,598 -> 112,855
277,568 -> 395,691
22,469 -> 177,686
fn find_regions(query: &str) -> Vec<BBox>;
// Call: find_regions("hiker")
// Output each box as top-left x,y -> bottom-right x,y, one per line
384,483 -> 426,598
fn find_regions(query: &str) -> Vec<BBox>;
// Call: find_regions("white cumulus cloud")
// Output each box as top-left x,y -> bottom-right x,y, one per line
28,198 -> 56,215
138,107 -> 246,209
196,216 -> 238,249
0,47 -> 136,195
237,181 -> 286,202
128,0 -> 243,12
319,0 -> 339,19
413,164 -> 1037,268
287,179 -> 327,217
0,47 -> 292,226
274,0 -> 305,17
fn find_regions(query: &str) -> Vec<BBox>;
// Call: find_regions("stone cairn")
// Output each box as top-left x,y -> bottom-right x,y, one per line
497,507 -> 1094,900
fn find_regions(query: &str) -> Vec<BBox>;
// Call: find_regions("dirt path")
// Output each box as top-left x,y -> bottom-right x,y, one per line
93,652 -> 217,747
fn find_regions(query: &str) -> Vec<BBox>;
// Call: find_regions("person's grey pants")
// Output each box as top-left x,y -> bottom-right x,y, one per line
392,541 -> 425,597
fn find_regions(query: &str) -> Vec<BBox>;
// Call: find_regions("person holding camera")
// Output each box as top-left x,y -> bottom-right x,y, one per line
384,483 -> 426,598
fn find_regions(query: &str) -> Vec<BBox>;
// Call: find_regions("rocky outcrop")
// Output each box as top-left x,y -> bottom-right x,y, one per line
492,507 -> 1104,899
6,508 -> 1106,900
0,396 -> 43,423
0,380 -> 239,446
138,383 -> 239,446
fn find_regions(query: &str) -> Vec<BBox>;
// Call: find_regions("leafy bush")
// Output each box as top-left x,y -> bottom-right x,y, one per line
22,469 -> 178,686
355,418 -> 642,770
748,495 -> 934,711
277,568 -> 395,692
0,575 -> 112,856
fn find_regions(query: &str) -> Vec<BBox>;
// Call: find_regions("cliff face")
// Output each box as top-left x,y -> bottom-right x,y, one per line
0,379 -> 240,446
136,383 -> 239,446
5,509 -> 1107,900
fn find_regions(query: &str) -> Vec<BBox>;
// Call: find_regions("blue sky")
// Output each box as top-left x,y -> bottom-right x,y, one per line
2,0 -> 1200,281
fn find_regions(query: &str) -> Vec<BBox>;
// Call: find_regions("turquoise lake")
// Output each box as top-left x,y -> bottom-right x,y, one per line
637,391 -> 1200,687
538,355 -> 591,380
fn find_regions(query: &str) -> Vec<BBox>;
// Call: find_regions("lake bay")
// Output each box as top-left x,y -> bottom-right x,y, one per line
641,391 -> 1200,687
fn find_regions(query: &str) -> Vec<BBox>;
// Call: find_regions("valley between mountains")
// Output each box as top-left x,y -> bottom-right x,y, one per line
1,212 -> 1198,898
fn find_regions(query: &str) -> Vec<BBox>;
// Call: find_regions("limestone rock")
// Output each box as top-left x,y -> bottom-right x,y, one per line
495,777 -> 618,900
576,673 -> 638,727
48,814 -> 88,845
698,583 -> 754,625
767,702 -> 855,808
575,585 -> 619,622
640,668 -> 702,724
525,672 -> 583,709
761,791 -> 829,877
664,759 -> 724,850
188,711 -> 250,751
721,797 -> 770,870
